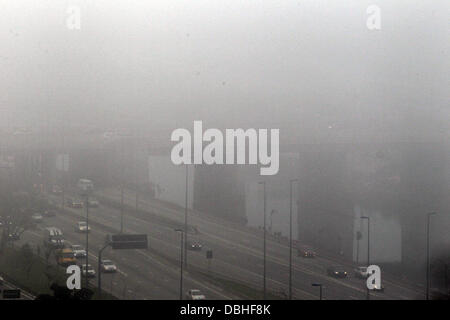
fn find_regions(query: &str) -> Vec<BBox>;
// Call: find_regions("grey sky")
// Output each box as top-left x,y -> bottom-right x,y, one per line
0,0 -> 448,144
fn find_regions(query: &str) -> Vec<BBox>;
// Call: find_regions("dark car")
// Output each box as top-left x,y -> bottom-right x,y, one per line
187,242 -> 202,251
7,232 -> 20,241
297,246 -> 315,258
327,266 -> 348,278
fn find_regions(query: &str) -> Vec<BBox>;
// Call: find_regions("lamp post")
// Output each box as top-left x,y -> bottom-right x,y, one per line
311,283 -> 323,300
426,212 -> 437,300
361,216 -> 370,300
120,184 -> 124,233
270,210 -> 277,233
184,165 -> 188,268
175,228 -> 184,300
258,181 -> 266,300
289,179 -> 298,300
84,192 -> 90,290
98,240 -> 111,299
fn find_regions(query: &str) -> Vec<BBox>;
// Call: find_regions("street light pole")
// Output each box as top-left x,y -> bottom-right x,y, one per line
289,179 -> 298,300
120,184 -> 124,233
184,165 -> 188,268
426,212 -> 437,300
98,241 -> 111,299
175,229 -> 184,300
258,181 -> 266,300
361,216 -> 370,300
85,193 -> 90,290
312,283 -> 323,300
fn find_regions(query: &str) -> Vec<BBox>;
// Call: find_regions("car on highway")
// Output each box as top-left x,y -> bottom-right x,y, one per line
55,248 -> 77,266
31,213 -> 43,223
43,209 -> 56,217
77,178 -> 94,193
297,246 -> 315,258
71,245 -> 87,258
327,265 -> 348,278
43,227 -> 65,248
7,231 -> 20,241
354,266 -> 369,279
81,264 -> 96,278
76,221 -> 90,233
67,198 -> 83,208
52,185 -> 63,194
186,289 -> 206,300
88,198 -> 99,208
187,241 -> 202,251
371,284 -> 385,292
100,260 -> 117,273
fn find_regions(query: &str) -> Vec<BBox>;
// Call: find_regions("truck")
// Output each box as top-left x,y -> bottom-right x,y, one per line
55,248 -> 76,266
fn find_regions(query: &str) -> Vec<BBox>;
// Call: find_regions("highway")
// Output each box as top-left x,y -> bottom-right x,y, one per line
23,186 -> 424,300
16,198 -> 239,300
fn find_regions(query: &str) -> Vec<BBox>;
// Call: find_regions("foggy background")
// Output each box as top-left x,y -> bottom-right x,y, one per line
0,0 -> 448,142
0,0 -> 449,294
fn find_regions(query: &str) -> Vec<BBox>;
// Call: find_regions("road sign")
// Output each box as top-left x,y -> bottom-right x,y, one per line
111,234 -> 148,249
3,289 -> 21,299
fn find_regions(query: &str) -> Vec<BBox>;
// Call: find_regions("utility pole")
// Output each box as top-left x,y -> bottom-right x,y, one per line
426,212 -> 437,300
175,229 -> 184,300
135,131 -> 139,215
120,185 -> 124,233
361,216 -> 370,300
120,135 -> 125,234
289,179 -> 298,300
184,165 -> 188,268
258,181 -> 267,300
98,241 -> 111,299
85,193 -> 89,289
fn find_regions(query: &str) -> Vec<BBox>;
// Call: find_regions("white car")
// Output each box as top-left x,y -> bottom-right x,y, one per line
186,289 -> 206,300
88,198 -> 99,208
100,260 -> 117,273
71,245 -> 87,258
76,221 -> 91,233
81,264 -> 96,278
354,266 -> 369,278
31,213 -> 43,223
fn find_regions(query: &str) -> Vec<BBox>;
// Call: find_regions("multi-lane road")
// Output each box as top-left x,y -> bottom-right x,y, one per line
14,186 -> 426,300
17,201 -> 236,300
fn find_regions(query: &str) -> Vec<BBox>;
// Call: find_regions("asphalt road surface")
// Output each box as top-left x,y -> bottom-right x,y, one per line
14,187 -> 425,300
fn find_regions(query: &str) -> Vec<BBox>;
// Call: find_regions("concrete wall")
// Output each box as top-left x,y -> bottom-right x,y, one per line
148,155 -> 194,209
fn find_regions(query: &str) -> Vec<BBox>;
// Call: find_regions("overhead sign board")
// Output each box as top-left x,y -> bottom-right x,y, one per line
111,234 -> 148,249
